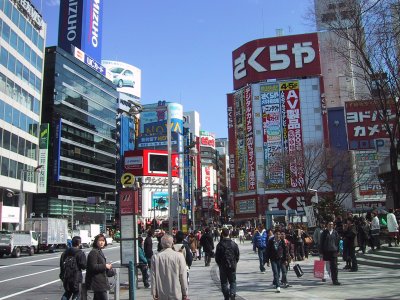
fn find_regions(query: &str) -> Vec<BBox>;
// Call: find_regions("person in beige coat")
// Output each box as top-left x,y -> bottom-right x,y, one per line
151,234 -> 189,300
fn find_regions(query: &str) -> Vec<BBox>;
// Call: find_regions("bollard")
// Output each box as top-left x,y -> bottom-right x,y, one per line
128,261 -> 136,300
114,268 -> 120,300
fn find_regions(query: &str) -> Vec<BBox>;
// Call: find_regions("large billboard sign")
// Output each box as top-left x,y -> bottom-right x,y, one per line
58,0 -> 104,62
232,33 -> 321,90
227,94 -> 237,191
102,60 -> 142,99
38,124 -> 49,193
200,131 -> 216,149
345,100 -> 397,150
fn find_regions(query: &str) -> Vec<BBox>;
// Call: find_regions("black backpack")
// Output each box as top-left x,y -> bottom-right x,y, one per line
221,241 -> 237,269
61,252 -> 80,292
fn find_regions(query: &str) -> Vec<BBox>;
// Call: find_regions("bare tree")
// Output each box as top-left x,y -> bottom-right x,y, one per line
311,0 -> 400,208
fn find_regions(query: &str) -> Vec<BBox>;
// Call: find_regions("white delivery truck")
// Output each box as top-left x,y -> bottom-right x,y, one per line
77,224 -> 100,245
25,218 -> 68,252
71,229 -> 91,248
0,231 -> 39,258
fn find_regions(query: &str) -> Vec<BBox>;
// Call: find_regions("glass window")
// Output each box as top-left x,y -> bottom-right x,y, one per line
19,113 -> 26,131
27,94 -> 33,111
16,59 -> 22,79
29,72 -> 35,89
32,30 -> 38,46
0,128 -> 2,147
9,159 -> 16,178
35,76 -> 41,93
25,140 -> 31,156
17,36 -> 24,54
4,0 -> 11,18
0,47 -> 8,67
17,162 -> 23,177
1,156 -> 9,176
30,49 -> 36,66
0,73 -> 5,93
33,98 -> 40,114
2,129 -> 10,150
22,65 -> 29,83
12,109 -> 19,127
1,21 -> 10,42
24,45 -> 30,62
0,100 -> 3,119
18,138 -> 24,155
4,103 -> 12,123
11,6 -> 19,25
36,56 -> 42,71
38,36 -> 44,51
11,133 -> 18,152
0,0 -> 4,11
25,22 -> 32,39
7,53 -> 15,73
10,29 -> 17,49
19,15 -> 26,33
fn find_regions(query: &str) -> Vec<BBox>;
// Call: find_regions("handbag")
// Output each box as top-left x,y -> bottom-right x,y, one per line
313,260 -> 325,278
304,236 -> 313,245
106,268 -> 116,277
293,264 -> 304,278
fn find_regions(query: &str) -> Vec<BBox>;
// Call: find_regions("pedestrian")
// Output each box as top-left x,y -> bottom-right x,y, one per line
279,231 -> 292,288
319,221 -> 341,286
265,229 -> 288,293
370,211 -> 381,250
343,217 -> 358,272
386,208 -> 399,247
85,234 -> 114,300
252,226 -> 267,273
173,231 -> 193,282
200,227 -> 214,267
213,227 -> 220,242
60,236 -> 87,300
137,237 -> 150,288
294,225 -> 305,261
238,228 -> 245,244
215,228 -> 240,300
196,230 -> 202,260
144,230 -> 154,268
151,234 -> 189,300
188,232 -> 198,260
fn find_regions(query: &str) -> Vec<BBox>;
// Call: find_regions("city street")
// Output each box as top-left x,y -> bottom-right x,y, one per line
0,241 -> 399,299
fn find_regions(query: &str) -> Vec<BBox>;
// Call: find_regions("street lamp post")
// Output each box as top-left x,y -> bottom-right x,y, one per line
19,165 -> 43,231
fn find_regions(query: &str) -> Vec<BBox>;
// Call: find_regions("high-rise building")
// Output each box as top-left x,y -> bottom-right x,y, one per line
34,46 -> 118,229
0,0 -> 46,230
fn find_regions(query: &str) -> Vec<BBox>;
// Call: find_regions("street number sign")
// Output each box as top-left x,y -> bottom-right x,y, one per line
121,172 -> 135,187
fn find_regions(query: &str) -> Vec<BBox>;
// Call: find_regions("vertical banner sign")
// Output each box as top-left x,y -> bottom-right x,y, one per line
245,86 -> 256,190
227,94 -> 237,191
282,81 -> 304,188
234,89 -> 247,192
38,124 -> 49,193
119,189 -> 135,215
260,83 -> 285,188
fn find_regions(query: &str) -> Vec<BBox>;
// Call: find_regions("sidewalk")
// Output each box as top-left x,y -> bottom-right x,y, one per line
118,241 -> 400,299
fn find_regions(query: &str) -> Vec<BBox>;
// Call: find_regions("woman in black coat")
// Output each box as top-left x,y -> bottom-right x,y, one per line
85,234 -> 113,300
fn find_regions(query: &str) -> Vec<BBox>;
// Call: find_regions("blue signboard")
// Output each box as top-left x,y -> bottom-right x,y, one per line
58,0 -> 103,62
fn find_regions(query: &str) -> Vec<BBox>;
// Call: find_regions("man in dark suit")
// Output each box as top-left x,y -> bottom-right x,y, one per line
320,221 -> 341,285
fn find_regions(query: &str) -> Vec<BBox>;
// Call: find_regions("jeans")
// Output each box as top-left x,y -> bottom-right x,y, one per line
219,266 -> 236,300
137,264 -> 149,287
280,262 -> 288,284
270,260 -> 282,288
61,283 -> 81,300
257,248 -> 266,271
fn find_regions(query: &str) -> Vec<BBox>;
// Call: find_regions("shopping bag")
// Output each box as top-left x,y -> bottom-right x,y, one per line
293,264 -> 304,278
314,260 -> 325,278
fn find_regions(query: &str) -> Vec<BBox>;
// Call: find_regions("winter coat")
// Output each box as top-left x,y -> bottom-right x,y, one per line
215,238 -> 240,270
200,232 -> 214,253
144,236 -> 153,259
265,238 -> 288,263
151,248 -> 188,300
188,236 -> 198,252
85,248 -> 111,292
320,229 -> 340,261
343,224 -> 358,248
252,230 -> 267,251
59,247 -> 87,283
387,213 -> 399,233
139,246 -> 148,265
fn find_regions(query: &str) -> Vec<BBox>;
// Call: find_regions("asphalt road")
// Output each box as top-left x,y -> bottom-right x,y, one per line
0,243 -> 121,300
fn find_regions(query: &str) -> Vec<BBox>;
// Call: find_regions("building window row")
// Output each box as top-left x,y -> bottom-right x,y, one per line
0,72 -> 40,114
59,161 -> 116,186
0,99 -> 39,136
0,47 -> 41,93
0,19 -> 43,72
0,0 -> 44,51
0,127 -> 38,158
0,155 -> 37,181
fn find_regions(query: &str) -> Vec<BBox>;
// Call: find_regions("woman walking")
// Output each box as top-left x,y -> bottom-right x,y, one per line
85,234 -> 114,300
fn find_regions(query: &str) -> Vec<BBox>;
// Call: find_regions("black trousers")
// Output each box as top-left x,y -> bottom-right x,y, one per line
93,291 -> 108,300
328,256 -> 338,283
219,266 -> 236,299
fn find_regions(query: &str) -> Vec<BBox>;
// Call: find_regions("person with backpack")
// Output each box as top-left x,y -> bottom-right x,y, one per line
85,234 -> 114,300
215,228 -> 240,300
59,236 -> 87,300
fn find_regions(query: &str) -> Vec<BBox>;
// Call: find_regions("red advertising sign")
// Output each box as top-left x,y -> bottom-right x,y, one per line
282,81 -> 304,188
232,33 -> 321,90
119,189 -> 137,215
345,100 -> 397,150
245,86 -> 256,190
200,131 -> 216,148
227,93 -> 238,191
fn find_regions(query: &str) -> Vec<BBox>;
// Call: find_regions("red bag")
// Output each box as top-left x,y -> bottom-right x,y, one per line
314,260 -> 325,279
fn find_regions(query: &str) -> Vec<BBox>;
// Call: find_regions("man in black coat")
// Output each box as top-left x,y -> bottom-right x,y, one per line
320,221 -> 341,285
343,217 -> 358,271
144,230 -> 154,268
60,236 -> 87,300
200,227 -> 214,267
215,228 -> 240,300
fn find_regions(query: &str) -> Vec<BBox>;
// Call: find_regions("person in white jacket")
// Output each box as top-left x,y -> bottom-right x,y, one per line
370,211 -> 381,250
386,208 -> 399,247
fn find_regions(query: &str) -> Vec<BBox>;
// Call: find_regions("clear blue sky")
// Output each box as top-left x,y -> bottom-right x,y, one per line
32,0 -> 314,138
